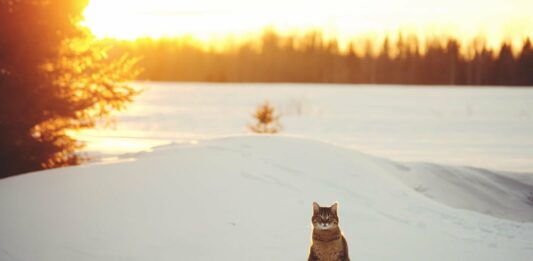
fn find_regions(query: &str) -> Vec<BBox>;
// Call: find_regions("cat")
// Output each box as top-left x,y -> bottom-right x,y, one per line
308,202 -> 350,261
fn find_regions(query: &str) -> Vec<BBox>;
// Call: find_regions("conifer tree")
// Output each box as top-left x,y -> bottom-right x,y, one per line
0,0 -> 139,177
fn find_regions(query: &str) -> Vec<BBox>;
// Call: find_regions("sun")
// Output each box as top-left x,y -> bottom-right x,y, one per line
82,0 -> 533,48
82,0 -> 282,41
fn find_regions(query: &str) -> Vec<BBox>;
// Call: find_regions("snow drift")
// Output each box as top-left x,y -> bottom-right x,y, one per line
0,136 -> 532,261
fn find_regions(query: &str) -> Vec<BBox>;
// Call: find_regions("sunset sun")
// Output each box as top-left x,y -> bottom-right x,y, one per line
83,0 -> 533,48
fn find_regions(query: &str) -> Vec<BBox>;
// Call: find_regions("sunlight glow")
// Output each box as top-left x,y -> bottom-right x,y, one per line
83,0 -> 533,48
68,129 -> 167,154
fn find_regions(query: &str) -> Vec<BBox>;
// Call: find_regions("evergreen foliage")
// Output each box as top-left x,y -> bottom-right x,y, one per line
249,101 -> 281,134
110,31 -> 533,86
0,0 -> 139,177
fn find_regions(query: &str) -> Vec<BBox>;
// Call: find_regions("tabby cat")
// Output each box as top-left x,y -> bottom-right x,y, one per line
308,202 -> 350,261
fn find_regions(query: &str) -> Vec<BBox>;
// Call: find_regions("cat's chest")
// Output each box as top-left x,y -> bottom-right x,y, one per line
313,239 -> 344,261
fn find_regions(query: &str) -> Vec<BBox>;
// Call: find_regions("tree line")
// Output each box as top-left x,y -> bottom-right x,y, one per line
107,30 -> 533,86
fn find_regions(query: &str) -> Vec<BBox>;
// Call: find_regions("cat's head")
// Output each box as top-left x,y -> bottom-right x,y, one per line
311,202 -> 339,230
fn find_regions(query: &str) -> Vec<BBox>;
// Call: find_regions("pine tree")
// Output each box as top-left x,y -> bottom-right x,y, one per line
248,101 -> 281,134
0,0 -> 139,177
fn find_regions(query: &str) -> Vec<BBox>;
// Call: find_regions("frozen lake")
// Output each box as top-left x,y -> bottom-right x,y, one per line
74,82 -> 533,173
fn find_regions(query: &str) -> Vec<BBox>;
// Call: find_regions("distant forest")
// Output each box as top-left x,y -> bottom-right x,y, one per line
108,31 -> 533,86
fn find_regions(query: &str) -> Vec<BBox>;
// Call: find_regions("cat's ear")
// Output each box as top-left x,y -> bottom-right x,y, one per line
312,202 -> 320,214
331,202 -> 338,215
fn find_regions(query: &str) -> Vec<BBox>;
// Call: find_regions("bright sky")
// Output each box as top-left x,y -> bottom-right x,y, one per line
83,0 -> 533,48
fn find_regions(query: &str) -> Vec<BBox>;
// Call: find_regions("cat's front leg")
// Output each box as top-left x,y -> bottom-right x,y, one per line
341,236 -> 350,261
340,249 -> 350,261
308,248 -> 318,261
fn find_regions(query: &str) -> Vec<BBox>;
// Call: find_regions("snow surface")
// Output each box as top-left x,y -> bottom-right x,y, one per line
74,82 -> 533,172
1,136 -> 532,261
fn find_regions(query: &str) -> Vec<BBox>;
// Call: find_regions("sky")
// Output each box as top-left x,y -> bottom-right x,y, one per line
83,0 -> 533,48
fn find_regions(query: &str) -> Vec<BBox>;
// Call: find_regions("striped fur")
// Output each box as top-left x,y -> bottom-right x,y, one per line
308,202 -> 350,261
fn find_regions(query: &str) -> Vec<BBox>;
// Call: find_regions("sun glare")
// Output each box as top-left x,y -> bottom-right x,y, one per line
82,0 -> 533,48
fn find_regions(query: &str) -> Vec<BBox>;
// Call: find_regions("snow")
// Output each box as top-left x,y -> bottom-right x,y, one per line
1,135 -> 532,261
74,82 -> 533,173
